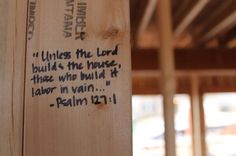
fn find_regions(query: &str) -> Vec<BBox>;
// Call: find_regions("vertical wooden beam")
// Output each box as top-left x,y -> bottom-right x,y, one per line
0,0 -> 28,156
190,76 -> 207,156
24,0 -> 132,156
157,0 -> 176,156
0,1 -> 9,154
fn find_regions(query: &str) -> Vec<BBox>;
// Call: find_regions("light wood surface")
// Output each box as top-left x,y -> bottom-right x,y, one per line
0,0 -> 27,156
24,0 -> 132,156
157,0 -> 176,156
190,76 -> 207,156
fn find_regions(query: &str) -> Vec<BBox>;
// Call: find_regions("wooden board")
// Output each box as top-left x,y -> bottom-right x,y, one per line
24,0 -> 132,156
0,0 -> 27,156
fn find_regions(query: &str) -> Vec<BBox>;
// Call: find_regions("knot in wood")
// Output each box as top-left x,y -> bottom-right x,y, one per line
102,27 -> 119,39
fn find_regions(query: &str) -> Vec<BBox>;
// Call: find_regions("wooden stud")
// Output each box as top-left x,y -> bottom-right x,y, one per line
190,76 -> 207,156
157,0 -> 176,156
0,0 -> 28,156
24,1 -> 132,156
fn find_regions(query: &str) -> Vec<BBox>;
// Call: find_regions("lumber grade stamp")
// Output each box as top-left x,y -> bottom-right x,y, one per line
24,0 -> 132,156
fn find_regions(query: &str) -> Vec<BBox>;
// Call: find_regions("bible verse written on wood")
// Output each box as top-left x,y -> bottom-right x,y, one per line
30,45 -> 121,108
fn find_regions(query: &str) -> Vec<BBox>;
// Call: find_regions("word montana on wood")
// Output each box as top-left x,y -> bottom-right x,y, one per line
24,0 -> 132,156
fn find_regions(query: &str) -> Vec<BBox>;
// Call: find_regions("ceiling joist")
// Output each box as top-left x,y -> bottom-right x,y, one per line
174,0 -> 209,37
201,11 -> 236,41
137,0 -> 157,38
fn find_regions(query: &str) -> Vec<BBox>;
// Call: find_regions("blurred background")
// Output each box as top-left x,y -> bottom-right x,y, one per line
132,94 -> 236,156
130,0 -> 236,156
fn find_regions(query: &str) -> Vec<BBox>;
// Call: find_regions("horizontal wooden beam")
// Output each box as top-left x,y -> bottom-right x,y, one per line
132,75 -> 236,95
132,48 -> 236,70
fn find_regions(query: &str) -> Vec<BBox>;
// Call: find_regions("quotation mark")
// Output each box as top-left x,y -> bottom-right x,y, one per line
33,52 -> 39,58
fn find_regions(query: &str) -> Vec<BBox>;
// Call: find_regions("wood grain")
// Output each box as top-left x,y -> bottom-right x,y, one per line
24,0 -> 132,156
0,0 -> 27,156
